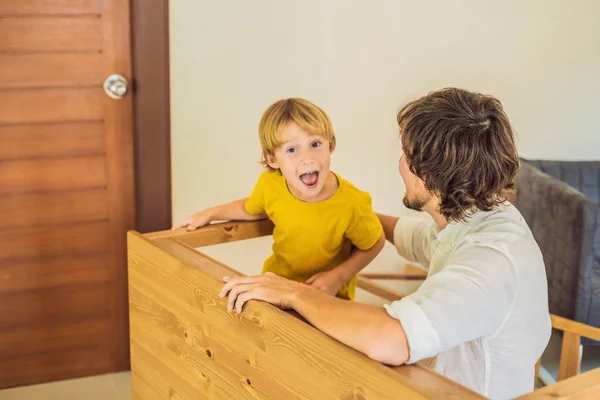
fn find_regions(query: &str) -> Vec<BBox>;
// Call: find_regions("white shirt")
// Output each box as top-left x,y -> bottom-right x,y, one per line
384,204 -> 551,399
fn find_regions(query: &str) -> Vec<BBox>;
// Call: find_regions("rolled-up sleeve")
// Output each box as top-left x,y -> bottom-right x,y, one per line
393,216 -> 436,266
384,244 -> 517,363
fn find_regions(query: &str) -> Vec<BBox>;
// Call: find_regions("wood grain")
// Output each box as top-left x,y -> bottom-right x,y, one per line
0,0 -> 101,15
0,189 -> 107,229
0,283 -> 109,329
128,232 -> 484,399
0,253 -> 108,293
0,221 -> 107,261
149,219 -> 275,244
0,318 -> 110,359
102,0 -> 137,370
0,121 -> 104,160
0,343 -> 113,389
356,276 -> 406,301
0,17 -> 102,52
0,53 -> 105,88
0,156 -> 106,194
0,88 -> 103,125
551,314 -> 600,342
558,332 -> 581,381
517,368 -> 600,399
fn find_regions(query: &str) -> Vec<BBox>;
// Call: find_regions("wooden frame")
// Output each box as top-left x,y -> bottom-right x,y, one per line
131,0 -> 172,234
128,220 -> 600,399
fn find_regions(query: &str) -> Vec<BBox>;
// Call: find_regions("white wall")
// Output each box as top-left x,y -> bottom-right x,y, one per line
170,0 -> 600,223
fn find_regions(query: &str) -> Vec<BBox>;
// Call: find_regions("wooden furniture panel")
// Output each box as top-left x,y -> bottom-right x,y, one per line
0,156 -> 106,194
0,189 -> 107,229
0,53 -> 105,88
0,88 -> 103,124
0,0 -> 102,15
128,226 -> 485,400
130,221 -> 600,399
0,17 -> 102,52
0,254 -> 109,293
0,122 -> 105,160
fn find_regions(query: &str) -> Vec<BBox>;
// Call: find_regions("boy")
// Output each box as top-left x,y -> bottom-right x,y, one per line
174,98 -> 384,300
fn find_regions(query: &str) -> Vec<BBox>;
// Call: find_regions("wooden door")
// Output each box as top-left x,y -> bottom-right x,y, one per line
0,0 -> 135,388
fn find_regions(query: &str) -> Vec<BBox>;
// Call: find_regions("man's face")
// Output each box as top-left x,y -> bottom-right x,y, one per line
398,152 -> 431,212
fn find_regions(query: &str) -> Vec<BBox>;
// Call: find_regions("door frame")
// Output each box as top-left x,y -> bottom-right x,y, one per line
131,0 -> 172,235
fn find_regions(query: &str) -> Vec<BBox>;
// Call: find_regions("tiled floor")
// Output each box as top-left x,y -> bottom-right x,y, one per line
2,237 -> 598,398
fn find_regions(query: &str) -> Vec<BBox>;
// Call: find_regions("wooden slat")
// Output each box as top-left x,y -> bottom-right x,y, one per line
0,53 -> 105,88
557,331 -> 581,381
0,189 -> 107,229
0,156 -> 106,194
357,276 -> 406,302
0,121 -> 105,160
0,17 -> 102,52
0,342 -> 113,390
0,88 -> 103,125
0,318 -> 110,359
0,282 -> 109,329
0,253 -> 109,293
551,314 -> 600,342
0,220 -> 107,261
517,368 -> 600,399
0,0 -> 101,15
151,219 -> 275,246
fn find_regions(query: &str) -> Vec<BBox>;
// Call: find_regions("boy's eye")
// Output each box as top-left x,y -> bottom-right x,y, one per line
311,141 -> 321,148
286,147 -> 296,154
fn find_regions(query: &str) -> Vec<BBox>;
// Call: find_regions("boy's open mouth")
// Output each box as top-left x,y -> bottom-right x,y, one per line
299,171 -> 319,189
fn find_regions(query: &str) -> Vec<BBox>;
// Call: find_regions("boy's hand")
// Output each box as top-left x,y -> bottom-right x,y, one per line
305,269 -> 346,296
172,210 -> 213,231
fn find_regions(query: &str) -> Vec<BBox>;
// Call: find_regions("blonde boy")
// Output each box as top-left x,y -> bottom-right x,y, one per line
174,98 -> 384,300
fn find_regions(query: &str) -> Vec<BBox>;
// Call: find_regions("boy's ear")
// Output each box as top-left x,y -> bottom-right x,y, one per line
265,153 -> 279,170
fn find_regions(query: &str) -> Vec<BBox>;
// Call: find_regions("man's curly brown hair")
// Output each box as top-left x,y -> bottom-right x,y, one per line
398,88 -> 519,222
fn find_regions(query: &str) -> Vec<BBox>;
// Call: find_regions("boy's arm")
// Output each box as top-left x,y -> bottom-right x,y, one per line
305,232 -> 385,294
173,197 -> 267,231
332,231 -> 385,282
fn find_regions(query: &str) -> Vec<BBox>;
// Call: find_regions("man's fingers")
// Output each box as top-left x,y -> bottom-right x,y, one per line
227,284 -> 257,310
219,276 -> 256,298
234,291 -> 259,313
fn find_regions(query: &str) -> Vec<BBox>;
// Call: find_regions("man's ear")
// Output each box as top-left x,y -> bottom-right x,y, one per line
265,153 -> 279,170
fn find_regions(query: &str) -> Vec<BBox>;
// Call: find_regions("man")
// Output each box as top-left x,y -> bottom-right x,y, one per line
220,88 -> 551,399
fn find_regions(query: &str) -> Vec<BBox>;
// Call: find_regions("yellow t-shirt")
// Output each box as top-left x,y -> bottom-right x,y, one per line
244,170 -> 383,300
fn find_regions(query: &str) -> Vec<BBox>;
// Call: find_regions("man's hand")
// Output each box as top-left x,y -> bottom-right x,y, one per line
219,272 -> 308,313
305,269 -> 346,296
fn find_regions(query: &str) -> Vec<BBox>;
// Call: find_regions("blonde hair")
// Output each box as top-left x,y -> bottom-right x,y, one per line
258,98 -> 336,171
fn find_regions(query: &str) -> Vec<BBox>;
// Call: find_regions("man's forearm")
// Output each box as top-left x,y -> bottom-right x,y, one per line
290,286 -> 409,365
376,213 -> 399,244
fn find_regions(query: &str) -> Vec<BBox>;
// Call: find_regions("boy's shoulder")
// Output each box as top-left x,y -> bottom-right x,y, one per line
335,173 -> 373,205
256,170 -> 285,187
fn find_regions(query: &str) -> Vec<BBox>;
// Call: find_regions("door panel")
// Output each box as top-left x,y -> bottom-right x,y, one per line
0,88 -> 103,124
0,0 -> 102,15
0,0 -> 135,388
0,121 -> 105,160
0,156 -> 107,194
0,53 -> 105,88
0,17 -> 102,52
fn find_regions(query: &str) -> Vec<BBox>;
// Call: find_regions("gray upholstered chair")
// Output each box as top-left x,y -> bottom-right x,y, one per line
515,159 -> 600,346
